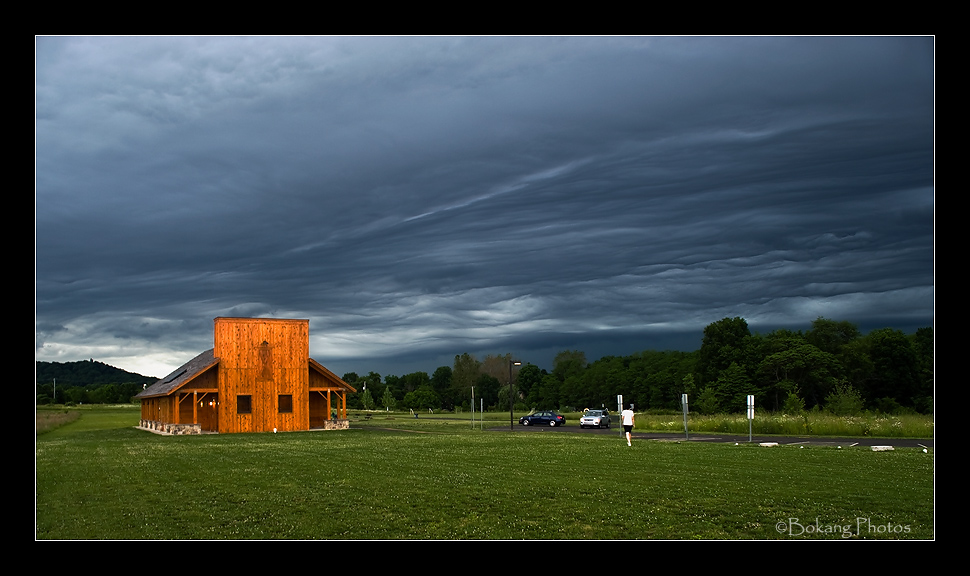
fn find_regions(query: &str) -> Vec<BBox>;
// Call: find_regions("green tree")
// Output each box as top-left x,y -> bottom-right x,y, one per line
401,372 -> 431,394
516,363 -> 544,399
806,317 -> 860,355
402,387 -> 440,411
383,374 -> 403,399
712,362 -> 755,413
682,373 -> 698,400
342,373 -> 363,409
696,317 -> 752,386
475,373 -> 501,409
576,355 -> 627,410
90,383 -> 120,404
840,338 -> 874,394
430,366 -> 455,409
451,353 -> 481,408
361,372 -> 383,389
497,381 -> 522,411
756,335 -> 840,410
359,388 -> 375,410
381,387 -> 397,411
528,374 -> 561,410
865,328 -> 920,408
909,327 -> 934,413
63,386 -> 89,405
626,350 -> 696,411
553,350 -> 587,383
482,354 -> 516,385
359,372 -> 385,410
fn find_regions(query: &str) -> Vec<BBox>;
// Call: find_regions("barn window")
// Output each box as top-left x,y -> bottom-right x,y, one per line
237,395 -> 252,414
278,394 -> 293,413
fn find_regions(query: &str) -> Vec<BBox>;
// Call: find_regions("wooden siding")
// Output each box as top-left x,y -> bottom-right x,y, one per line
214,317 -> 310,434
176,392 -> 219,431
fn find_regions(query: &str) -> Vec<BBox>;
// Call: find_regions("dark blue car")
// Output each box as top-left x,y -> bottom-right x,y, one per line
519,410 -> 566,427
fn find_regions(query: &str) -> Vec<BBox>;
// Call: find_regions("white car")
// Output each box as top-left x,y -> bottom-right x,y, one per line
580,409 -> 611,429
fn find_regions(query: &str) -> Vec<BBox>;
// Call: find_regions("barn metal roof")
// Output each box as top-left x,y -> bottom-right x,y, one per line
135,348 -> 219,399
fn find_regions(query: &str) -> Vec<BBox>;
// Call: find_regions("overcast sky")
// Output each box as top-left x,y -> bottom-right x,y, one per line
35,36 -> 935,380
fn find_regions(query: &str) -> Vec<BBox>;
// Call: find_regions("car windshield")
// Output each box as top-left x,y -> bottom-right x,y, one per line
586,411 -> 602,417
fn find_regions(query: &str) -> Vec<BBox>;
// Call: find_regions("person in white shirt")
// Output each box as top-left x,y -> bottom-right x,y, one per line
621,404 -> 635,446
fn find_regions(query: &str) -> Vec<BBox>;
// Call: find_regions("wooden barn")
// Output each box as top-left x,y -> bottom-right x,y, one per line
136,317 -> 356,434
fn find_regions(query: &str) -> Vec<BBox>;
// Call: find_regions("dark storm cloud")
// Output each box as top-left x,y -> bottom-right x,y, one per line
35,36 -> 934,378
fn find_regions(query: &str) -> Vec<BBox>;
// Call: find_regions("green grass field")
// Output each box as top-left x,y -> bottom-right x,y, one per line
35,406 -> 934,540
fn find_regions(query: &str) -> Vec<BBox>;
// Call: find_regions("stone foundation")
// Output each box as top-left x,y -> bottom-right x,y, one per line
316,419 -> 350,431
139,419 -> 203,435
138,419 -> 351,434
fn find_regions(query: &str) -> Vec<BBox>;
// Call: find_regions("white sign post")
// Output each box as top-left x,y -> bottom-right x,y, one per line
747,395 -> 755,442
682,394 -> 689,440
617,395 -> 623,436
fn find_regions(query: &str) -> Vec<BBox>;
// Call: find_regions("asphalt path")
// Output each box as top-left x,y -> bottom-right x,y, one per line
494,424 -> 934,448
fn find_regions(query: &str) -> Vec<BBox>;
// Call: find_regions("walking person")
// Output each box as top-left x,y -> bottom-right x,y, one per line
622,404 -> 635,446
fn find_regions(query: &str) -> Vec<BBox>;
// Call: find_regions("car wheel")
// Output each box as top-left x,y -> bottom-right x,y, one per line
549,420 -> 557,427
521,419 -> 529,426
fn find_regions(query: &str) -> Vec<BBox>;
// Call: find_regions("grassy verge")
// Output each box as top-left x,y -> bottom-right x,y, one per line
35,406 -> 933,540
372,409 -> 934,438
632,411 -> 934,438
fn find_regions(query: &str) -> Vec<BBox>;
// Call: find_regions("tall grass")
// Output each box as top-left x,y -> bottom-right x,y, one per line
627,411 -> 933,438
36,409 -> 81,434
36,404 -> 139,437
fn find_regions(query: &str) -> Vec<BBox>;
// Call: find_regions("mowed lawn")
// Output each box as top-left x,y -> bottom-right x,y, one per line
35,408 -> 934,540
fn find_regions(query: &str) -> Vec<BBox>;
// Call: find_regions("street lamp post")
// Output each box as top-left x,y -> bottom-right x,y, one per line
509,359 -> 521,430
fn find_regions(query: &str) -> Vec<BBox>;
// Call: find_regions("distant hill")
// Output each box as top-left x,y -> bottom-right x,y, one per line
36,359 -> 157,387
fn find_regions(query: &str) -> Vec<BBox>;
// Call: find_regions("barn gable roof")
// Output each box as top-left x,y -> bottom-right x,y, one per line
135,348 -> 355,399
136,349 -> 219,399
309,358 -> 357,393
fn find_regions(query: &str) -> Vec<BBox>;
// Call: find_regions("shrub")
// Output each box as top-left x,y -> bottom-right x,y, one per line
782,390 -> 806,415
695,386 -> 720,415
825,382 -> 864,416
871,396 -> 905,415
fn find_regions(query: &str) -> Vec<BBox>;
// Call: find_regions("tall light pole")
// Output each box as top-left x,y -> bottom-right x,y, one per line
509,359 -> 521,430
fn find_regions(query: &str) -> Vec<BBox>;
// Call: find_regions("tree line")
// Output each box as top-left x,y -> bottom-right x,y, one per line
35,359 -> 155,405
35,317 -> 932,415
343,317 -> 933,415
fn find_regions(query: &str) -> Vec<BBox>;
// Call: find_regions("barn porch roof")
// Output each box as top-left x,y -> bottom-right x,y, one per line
309,358 -> 357,393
